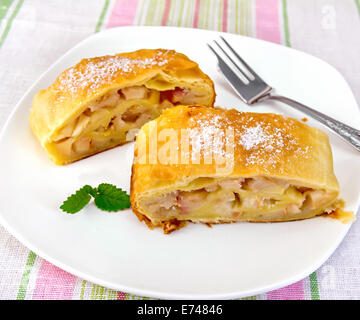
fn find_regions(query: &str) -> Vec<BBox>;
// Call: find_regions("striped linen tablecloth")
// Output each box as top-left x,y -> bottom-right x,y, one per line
0,0 -> 360,300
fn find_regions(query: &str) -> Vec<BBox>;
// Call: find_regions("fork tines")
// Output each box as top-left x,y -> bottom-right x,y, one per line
207,36 -> 272,104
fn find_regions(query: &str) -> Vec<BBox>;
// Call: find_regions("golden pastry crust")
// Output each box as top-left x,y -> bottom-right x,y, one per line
29,49 -> 215,165
130,105 -> 341,233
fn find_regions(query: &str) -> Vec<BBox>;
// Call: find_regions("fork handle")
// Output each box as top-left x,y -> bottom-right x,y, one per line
267,94 -> 360,152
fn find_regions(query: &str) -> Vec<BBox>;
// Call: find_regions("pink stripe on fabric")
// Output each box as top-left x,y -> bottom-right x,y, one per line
222,0 -> 228,32
106,0 -> 139,28
267,280 -> 304,300
162,0 -> 171,26
193,0 -> 200,28
32,260 -> 77,300
255,0 -> 281,44
117,291 -> 126,300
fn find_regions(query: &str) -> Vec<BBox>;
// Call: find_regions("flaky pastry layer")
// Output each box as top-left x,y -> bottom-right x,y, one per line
130,105 -> 342,233
29,49 -> 215,165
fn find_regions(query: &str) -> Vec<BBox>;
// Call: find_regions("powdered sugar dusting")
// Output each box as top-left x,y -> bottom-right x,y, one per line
240,124 -> 267,150
183,108 -> 312,172
53,51 -> 170,100
188,114 -> 234,163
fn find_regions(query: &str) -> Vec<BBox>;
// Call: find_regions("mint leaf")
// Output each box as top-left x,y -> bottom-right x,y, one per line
93,183 -> 131,212
84,185 -> 97,198
60,185 -> 94,214
60,183 -> 130,214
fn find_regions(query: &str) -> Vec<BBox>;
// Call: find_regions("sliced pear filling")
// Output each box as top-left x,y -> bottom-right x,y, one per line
121,86 -> 149,100
52,85 -> 208,158
140,177 -> 338,222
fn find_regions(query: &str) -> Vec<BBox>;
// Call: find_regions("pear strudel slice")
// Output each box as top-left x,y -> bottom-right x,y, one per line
130,105 -> 344,234
29,49 -> 215,165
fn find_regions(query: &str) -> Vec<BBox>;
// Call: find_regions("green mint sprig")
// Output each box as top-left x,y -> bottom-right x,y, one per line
60,183 -> 131,214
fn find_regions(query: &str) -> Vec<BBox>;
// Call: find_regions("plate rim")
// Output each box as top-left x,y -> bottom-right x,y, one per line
0,26 -> 359,299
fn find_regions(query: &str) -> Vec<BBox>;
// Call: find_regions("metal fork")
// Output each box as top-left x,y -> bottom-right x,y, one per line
208,36 -> 360,152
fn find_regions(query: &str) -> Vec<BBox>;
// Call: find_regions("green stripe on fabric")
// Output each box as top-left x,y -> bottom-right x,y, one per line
235,0 -> 239,34
16,251 -> 37,300
0,0 -> 24,48
144,0 -> 157,25
176,0 -> 185,26
234,0 -> 250,36
204,0 -> 210,29
217,0 -> 222,31
309,272 -> 320,300
239,0 -> 243,34
168,0 -> 177,26
155,0 -> 165,25
238,0 -> 247,36
0,0 -> 14,20
91,284 -> 107,300
183,0 -> 189,27
90,284 -> 119,300
95,0 -> 110,32
197,0 -> 204,28
245,0 -> 250,36
281,0 -> 291,47
80,280 -> 86,300
135,0 -> 145,25
90,284 -> 97,299
184,0 -> 193,27
107,288 -> 118,300
355,0 -> 360,17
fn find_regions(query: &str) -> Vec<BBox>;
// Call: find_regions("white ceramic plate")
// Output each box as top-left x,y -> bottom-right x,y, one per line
0,27 -> 359,299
